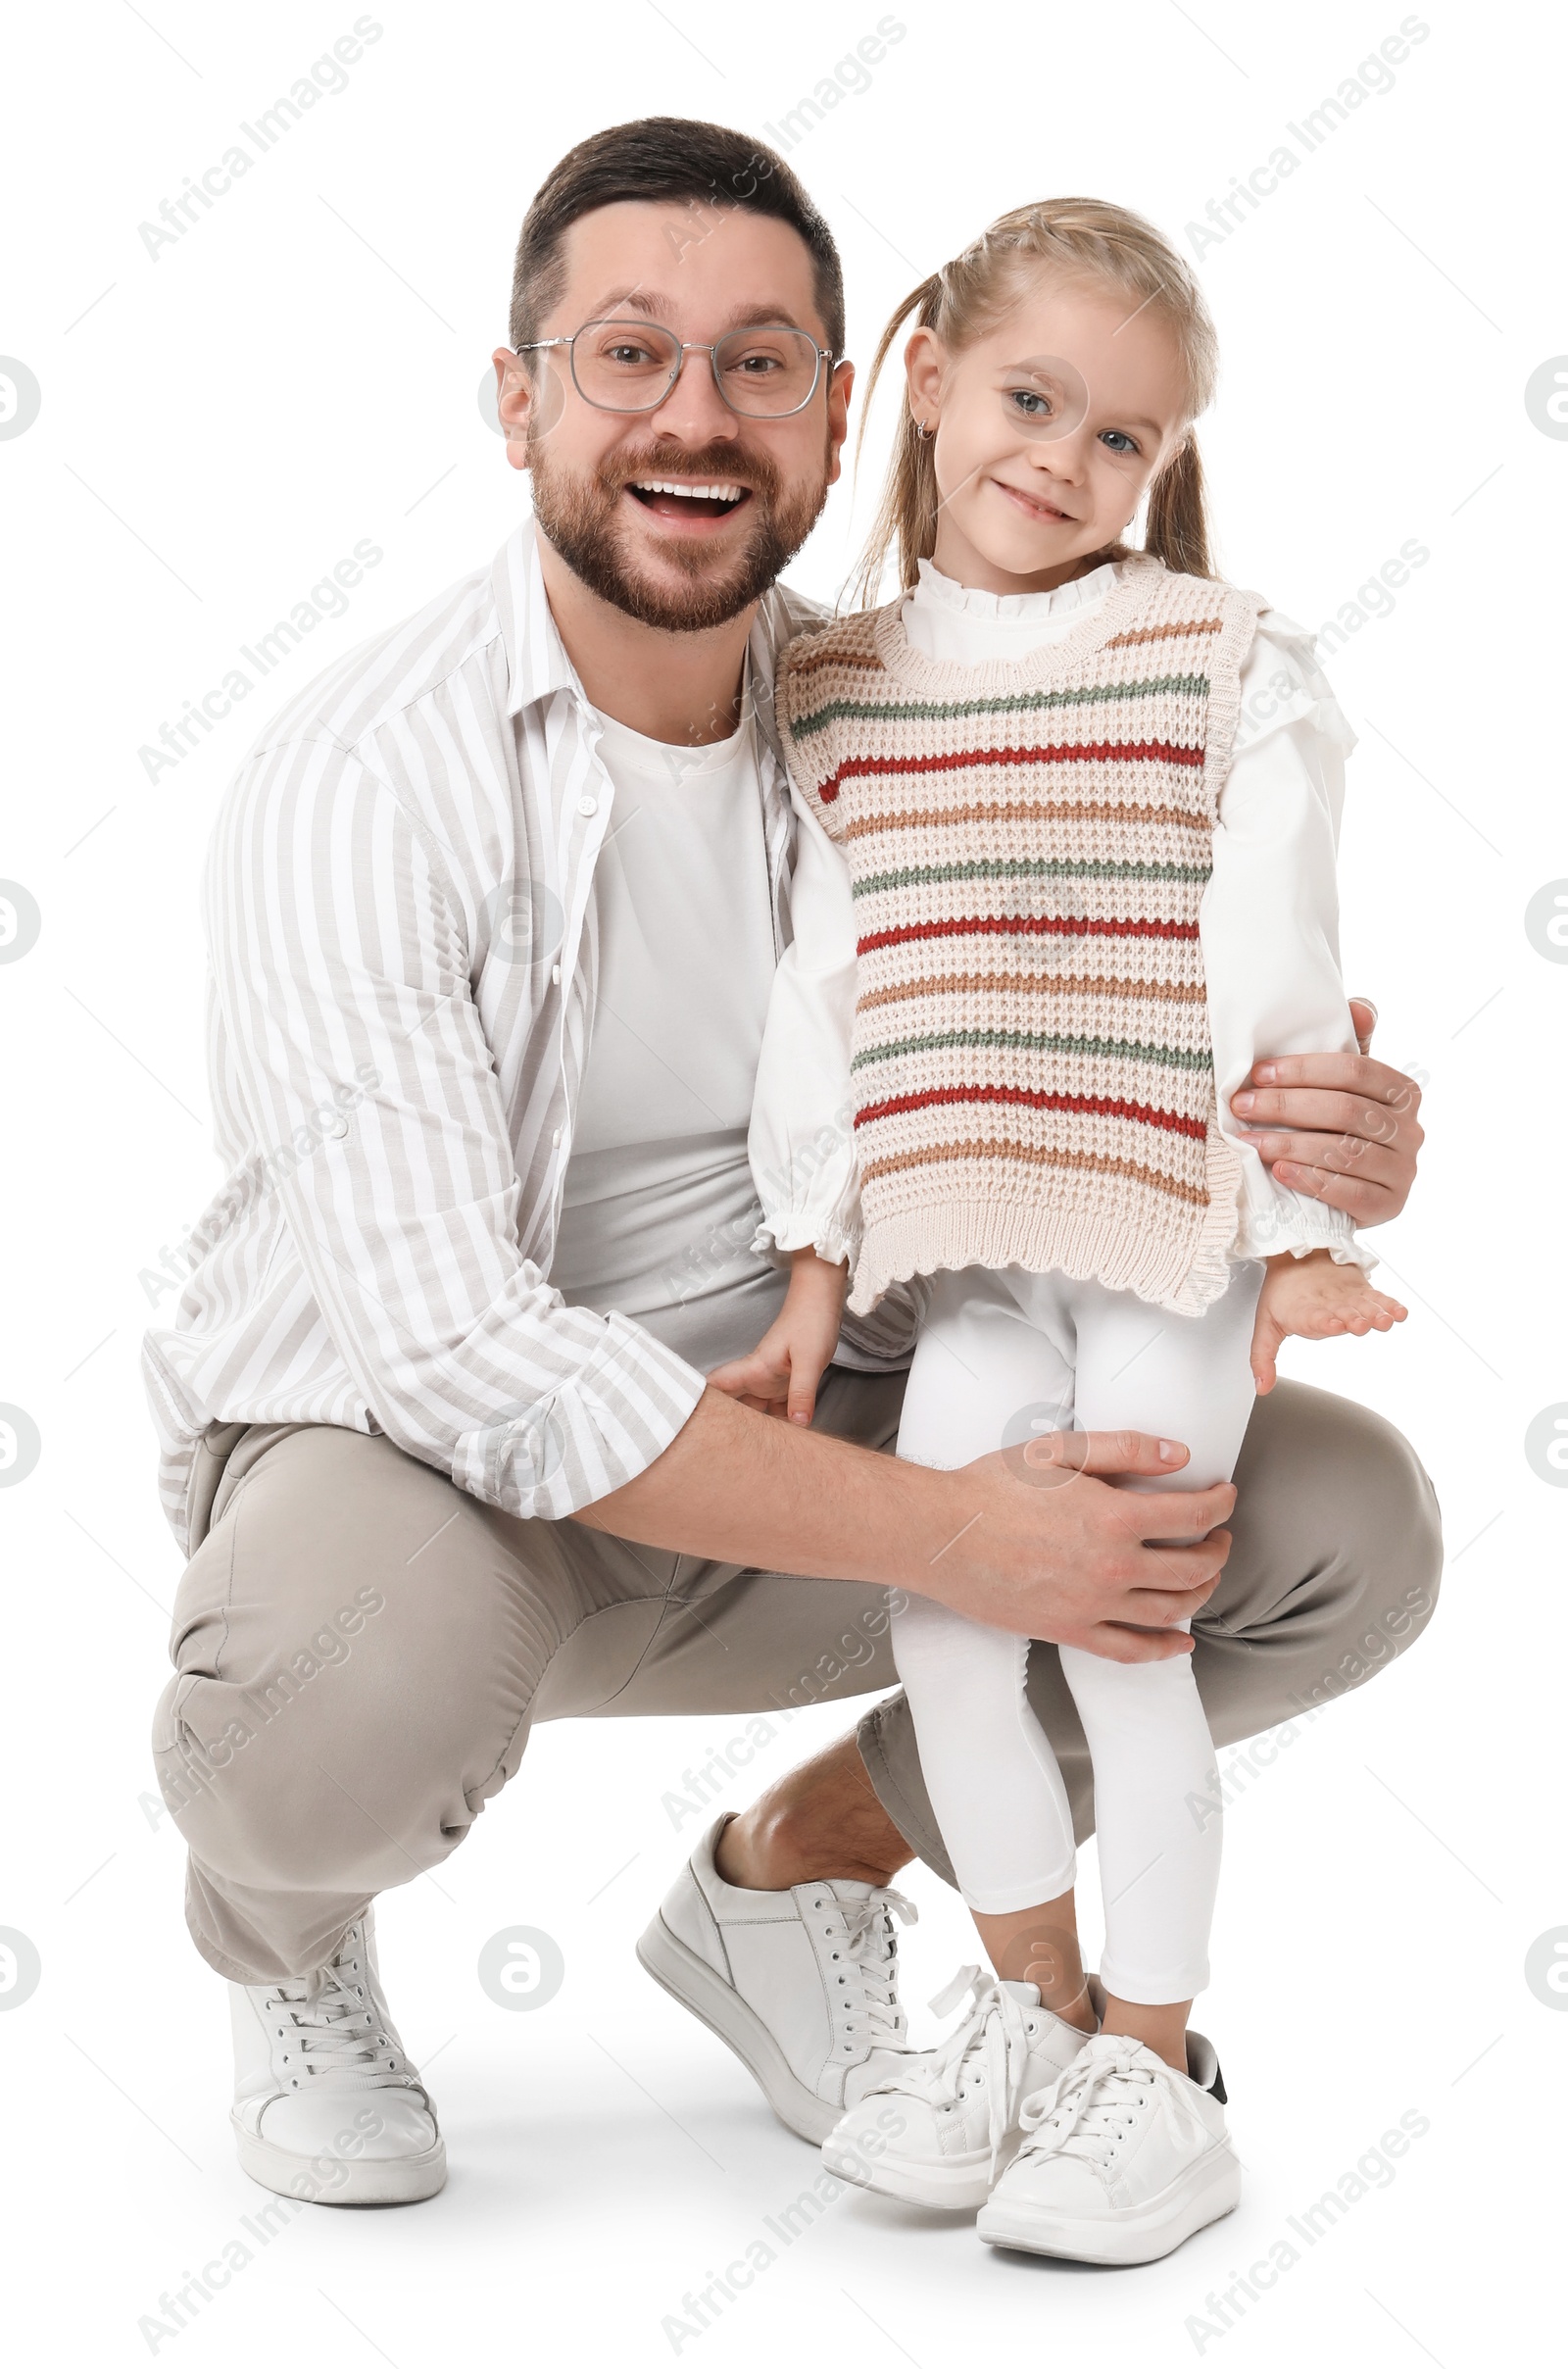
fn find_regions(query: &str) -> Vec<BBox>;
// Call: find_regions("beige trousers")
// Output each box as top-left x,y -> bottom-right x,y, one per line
150,1370 -> 1442,1982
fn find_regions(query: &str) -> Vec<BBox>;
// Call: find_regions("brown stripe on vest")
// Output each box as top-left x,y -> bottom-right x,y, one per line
857,970 -> 1209,1012
858,1138 -> 1209,1205
1102,617 -> 1225,649
841,796 -> 1211,841
784,646 -> 886,677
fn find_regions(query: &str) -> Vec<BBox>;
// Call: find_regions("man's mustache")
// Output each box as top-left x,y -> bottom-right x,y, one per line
599,444 -> 781,500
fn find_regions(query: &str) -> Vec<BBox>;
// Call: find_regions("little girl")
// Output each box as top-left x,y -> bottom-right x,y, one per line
710,197 -> 1406,2266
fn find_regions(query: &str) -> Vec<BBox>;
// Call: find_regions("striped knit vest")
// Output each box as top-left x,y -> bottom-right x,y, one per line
776,557 -> 1267,1318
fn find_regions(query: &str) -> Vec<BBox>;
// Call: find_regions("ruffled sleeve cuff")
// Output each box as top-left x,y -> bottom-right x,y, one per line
1232,1184 -> 1376,1273
751,1183 -> 862,1273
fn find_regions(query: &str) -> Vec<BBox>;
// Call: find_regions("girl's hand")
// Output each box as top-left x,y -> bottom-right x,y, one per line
708,1250 -> 850,1425
1250,1249 -> 1408,1395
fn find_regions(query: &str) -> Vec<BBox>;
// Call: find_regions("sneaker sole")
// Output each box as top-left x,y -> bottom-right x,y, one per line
636,1909 -> 841,2146
233,2118 -> 448,2206
822,2136 -> 992,2212
977,2144 -> 1239,2266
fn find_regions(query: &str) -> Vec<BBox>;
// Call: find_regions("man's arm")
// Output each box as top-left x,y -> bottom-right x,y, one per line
573,1387 -> 1234,1663
1231,997 -> 1423,1227
210,739 -> 707,1521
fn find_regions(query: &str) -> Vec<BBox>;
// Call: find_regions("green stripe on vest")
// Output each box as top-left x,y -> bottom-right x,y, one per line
790,673 -> 1210,741
850,1027 -> 1215,1074
853,856 -> 1213,899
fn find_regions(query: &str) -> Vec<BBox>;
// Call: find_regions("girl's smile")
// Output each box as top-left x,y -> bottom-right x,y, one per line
991,476 -> 1080,526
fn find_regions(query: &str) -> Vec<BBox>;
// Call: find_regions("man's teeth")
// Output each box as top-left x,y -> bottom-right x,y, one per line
631,479 -> 745,501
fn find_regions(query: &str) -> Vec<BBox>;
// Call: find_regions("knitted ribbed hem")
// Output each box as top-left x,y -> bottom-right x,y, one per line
1202,582 -> 1269,814
1181,1122 -> 1245,1314
848,1192 -> 1240,1321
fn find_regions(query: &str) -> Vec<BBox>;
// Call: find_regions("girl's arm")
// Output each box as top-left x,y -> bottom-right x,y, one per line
746,779 -> 862,1274
1204,613 -> 1379,1273
710,777 -> 861,1422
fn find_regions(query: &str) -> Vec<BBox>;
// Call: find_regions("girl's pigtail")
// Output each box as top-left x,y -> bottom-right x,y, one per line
849,273 -> 945,610
1144,436 -> 1213,579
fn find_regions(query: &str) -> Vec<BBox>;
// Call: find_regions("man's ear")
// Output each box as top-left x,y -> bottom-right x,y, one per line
825,358 -> 856,487
493,348 -> 564,472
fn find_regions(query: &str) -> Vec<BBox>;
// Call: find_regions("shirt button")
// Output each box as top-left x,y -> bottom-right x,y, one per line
551,1127 -> 562,1148
576,795 -> 598,817
551,963 -> 562,986
325,1113 -> 349,1140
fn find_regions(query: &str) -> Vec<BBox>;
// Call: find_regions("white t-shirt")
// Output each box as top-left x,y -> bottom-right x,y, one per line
550,701 -> 792,1370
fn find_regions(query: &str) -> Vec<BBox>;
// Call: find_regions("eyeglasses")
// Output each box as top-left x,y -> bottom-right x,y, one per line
509,318 -> 839,420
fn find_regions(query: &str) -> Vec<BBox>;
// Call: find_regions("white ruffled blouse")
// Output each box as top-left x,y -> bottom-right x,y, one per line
749,559 -> 1373,1281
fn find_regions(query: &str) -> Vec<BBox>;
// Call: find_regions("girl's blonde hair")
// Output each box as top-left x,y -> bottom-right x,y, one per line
852,197 -> 1219,607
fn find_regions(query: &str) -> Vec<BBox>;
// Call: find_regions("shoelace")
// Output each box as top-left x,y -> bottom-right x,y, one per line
871,1964 -> 1043,2172
265,1929 -> 419,2091
830,1889 -> 917,2049
1016,2039 -> 1210,2177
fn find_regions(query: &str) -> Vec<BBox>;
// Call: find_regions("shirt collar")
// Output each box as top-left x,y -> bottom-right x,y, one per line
493,513 -> 577,717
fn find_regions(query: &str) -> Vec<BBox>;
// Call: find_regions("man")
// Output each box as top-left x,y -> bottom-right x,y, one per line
145,118 -> 1438,2207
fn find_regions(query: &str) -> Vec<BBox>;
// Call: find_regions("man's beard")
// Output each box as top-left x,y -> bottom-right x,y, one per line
527,435 -> 830,632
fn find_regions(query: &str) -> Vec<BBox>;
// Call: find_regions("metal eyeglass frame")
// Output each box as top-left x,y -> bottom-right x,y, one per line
509,318 -> 841,419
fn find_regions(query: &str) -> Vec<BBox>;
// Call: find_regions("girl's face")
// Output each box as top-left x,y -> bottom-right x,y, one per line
905,276 -> 1192,595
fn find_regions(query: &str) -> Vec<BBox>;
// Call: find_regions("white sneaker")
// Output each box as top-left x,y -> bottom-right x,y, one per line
636,1814 -> 917,2143
977,2029 -> 1238,2264
821,1966 -> 1092,2210
229,1909 -> 446,2204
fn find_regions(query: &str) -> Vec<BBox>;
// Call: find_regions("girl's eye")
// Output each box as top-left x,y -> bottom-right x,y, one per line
1101,429 -> 1140,456
1007,388 -> 1053,419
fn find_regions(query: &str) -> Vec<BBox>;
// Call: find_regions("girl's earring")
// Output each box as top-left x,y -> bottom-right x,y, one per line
913,417 -> 933,439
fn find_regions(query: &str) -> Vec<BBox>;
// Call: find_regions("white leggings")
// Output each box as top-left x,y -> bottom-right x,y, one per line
892,1260 -> 1263,2004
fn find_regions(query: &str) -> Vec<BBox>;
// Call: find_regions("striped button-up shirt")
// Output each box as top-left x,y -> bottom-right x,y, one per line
142,518 -> 845,1552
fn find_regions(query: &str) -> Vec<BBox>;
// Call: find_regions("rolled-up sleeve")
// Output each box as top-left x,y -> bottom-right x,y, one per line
207,733 -> 706,1518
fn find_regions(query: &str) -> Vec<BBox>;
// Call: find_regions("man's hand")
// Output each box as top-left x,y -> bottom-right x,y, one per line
709,1249 -> 848,1425
1230,996 -> 1423,1227
1249,1248 -> 1407,1395
573,1392 -> 1235,1665
938,1429 -> 1236,1661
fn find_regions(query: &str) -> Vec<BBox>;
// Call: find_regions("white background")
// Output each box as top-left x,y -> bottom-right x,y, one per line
1,1 -> 1562,2362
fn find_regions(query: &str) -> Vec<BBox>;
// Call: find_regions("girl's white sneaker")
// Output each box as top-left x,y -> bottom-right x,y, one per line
976,2030 -> 1238,2265
820,1966 -> 1092,2210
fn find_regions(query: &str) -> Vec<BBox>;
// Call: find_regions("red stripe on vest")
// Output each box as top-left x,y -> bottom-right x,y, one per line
858,914 -> 1200,955
818,740 -> 1203,804
854,1084 -> 1208,1139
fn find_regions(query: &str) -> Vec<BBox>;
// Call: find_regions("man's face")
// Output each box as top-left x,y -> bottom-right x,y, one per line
495,200 -> 853,631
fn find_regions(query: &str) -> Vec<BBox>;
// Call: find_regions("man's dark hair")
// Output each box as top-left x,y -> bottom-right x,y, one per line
509,117 -> 845,358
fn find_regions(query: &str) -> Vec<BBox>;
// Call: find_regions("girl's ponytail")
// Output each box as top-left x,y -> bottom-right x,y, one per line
1144,437 -> 1212,579
850,273 -> 945,610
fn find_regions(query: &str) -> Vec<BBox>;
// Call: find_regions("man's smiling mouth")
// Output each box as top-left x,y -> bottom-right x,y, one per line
626,478 -> 751,521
